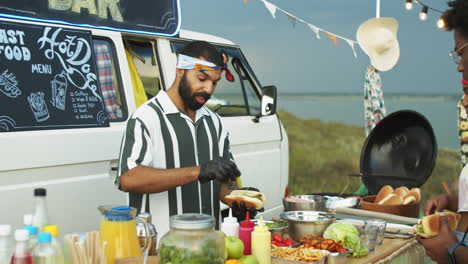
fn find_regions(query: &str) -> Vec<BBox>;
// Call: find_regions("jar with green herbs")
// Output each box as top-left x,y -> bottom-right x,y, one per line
158,213 -> 225,264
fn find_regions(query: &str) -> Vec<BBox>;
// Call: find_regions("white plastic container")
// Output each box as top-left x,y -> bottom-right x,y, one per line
0,225 -> 13,264
23,215 -> 33,227
32,188 -> 49,232
221,209 -> 239,237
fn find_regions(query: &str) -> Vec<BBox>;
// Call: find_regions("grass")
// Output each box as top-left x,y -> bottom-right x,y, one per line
278,110 -> 461,206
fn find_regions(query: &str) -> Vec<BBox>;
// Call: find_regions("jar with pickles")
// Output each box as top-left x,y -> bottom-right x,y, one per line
158,214 -> 225,264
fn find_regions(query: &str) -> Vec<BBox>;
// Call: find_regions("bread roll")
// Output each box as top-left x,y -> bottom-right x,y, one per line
403,190 -> 421,204
375,185 -> 393,204
417,211 -> 460,238
378,194 -> 403,205
393,186 -> 409,197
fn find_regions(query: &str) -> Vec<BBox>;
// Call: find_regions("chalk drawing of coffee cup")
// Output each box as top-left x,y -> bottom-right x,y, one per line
51,71 -> 68,110
28,92 -> 50,122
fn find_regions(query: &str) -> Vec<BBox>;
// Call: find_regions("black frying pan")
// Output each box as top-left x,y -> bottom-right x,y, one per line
360,110 -> 438,194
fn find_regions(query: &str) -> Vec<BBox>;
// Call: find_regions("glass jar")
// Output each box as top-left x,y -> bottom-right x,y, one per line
158,214 -> 225,264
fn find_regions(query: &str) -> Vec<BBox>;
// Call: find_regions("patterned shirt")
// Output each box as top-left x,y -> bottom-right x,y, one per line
364,66 -> 386,136
117,91 -> 234,234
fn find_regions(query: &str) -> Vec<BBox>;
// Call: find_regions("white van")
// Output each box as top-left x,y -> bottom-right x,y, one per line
0,4 -> 288,234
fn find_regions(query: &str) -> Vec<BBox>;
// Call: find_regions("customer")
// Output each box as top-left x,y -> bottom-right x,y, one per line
418,1 -> 468,263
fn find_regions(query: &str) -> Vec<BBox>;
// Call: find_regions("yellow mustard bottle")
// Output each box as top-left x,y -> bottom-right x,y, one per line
251,216 -> 271,264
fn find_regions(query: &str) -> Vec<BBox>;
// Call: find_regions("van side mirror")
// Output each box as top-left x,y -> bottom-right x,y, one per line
253,85 -> 277,123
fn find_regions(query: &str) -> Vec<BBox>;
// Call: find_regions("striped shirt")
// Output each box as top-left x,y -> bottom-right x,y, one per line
117,91 -> 233,234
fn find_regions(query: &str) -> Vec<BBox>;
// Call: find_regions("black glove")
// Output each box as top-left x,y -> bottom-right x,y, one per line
231,187 -> 264,222
199,159 -> 240,184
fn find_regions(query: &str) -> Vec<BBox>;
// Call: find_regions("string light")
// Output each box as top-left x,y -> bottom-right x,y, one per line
403,0 -> 445,27
437,17 -> 445,28
419,5 -> 428,21
405,0 -> 413,10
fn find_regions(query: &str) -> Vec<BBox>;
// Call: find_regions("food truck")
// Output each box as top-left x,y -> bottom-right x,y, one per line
0,0 -> 289,234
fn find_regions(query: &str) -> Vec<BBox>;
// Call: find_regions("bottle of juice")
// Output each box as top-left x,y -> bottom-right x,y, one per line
251,217 -> 271,264
0,225 -> 13,264
239,211 -> 254,255
33,232 -> 57,264
25,226 -> 38,251
44,225 -> 66,264
32,188 -> 49,232
11,229 -> 33,264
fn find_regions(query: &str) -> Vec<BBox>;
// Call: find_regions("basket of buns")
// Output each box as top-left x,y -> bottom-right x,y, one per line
360,185 -> 421,218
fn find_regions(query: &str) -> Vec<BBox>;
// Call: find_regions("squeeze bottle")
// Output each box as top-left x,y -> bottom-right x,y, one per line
221,209 -> 239,237
238,211 -> 254,255
251,216 -> 271,264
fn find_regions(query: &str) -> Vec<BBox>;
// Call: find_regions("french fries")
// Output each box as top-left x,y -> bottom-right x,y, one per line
271,246 -> 324,262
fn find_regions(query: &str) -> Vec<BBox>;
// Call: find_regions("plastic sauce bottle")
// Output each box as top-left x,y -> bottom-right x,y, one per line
11,229 -> 33,264
239,211 -> 255,255
25,226 -> 38,251
33,232 -> 57,264
44,225 -> 67,264
221,208 -> 239,237
251,217 -> 271,264
33,188 -> 49,232
0,225 -> 13,264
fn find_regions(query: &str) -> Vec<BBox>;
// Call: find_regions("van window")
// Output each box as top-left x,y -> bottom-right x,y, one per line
170,41 -> 261,117
93,39 -> 126,121
124,40 -> 162,101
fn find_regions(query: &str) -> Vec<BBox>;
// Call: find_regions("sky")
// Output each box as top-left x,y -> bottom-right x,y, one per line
180,0 -> 460,95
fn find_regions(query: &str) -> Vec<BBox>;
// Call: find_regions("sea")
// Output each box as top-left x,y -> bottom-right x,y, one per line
277,93 -> 462,150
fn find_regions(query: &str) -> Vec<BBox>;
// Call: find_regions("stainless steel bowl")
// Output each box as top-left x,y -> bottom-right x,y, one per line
280,211 -> 335,242
283,195 -> 328,212
251,219 -> 288,236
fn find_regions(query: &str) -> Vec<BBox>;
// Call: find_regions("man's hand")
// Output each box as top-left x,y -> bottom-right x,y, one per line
231,187 -> 264,222
417,214 -> 458,263
199,159 -> 240,184
425,195 -> 451,216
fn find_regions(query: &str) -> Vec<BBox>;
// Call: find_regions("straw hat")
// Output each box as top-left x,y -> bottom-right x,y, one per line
357,17 -> 400,72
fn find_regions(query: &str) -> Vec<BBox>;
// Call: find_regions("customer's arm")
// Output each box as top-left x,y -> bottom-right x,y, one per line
455,246 -> 468,262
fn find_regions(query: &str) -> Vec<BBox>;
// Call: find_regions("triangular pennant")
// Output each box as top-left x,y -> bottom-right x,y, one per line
287,14 -> 297,28
345,39 -> 357,58
262,0 -> 277,19
307,24 -> 321,39
326,32 -> 338,47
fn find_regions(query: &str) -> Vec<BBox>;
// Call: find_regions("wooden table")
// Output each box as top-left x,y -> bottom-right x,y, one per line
348,237 -> 426,264
116,238 -> 428,264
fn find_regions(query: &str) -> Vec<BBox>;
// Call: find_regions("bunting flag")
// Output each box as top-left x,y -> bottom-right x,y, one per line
287,14 -> 297,28
262,0 -> 277,19
307,24 -> 321,39
345,39 -> 357,58
252,0 -> 357,58
326,32 -> 338,47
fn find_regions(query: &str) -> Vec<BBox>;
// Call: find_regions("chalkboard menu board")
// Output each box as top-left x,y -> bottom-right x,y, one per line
0,21 -> 109,132
0,0 -> 180,36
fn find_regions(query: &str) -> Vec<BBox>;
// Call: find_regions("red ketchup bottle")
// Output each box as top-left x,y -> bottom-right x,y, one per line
239,211 -> 255,255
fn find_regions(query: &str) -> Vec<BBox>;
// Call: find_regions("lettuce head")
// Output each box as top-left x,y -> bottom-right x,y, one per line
323,223 -> 369,257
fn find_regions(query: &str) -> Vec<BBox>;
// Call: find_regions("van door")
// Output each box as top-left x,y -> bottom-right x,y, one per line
166,40 -> 284,215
